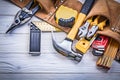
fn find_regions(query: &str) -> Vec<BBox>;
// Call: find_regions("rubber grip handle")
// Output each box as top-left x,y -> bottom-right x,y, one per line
81,0 -> 95,15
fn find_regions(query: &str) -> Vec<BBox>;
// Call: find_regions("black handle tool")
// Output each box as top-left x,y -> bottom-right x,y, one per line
29,22 -> 41,56
6,0 -> 41,33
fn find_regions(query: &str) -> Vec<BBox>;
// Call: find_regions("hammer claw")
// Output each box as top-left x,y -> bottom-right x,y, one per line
51,31 -> 82,62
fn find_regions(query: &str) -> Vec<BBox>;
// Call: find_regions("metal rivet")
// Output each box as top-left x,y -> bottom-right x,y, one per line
111,28 -> 115,31
55,7 -> 58,9
19,0 -> 23,2
60,0 -> 64,3
49,12 -> 53,16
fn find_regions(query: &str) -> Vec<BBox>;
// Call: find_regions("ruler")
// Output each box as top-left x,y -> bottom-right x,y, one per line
32,21 -> 61,32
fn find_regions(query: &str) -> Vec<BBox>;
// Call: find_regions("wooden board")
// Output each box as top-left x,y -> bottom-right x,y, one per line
0,0 -> 120,80
0,74 -> 120,80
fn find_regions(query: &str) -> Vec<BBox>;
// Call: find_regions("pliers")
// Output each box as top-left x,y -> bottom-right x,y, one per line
78,16 -> 108,39
6,0 -> 41,33
86,16 -> 108,38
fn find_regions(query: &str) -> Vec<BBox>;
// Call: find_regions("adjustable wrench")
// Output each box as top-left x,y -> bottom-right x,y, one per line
78,17 -> 93,38
87,16 -> 108,39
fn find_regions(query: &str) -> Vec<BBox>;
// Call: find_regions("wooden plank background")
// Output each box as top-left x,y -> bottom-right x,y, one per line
0,0 -> 120,80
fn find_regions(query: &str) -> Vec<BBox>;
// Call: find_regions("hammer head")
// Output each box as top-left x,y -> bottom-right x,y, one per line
51,31 -> 82,62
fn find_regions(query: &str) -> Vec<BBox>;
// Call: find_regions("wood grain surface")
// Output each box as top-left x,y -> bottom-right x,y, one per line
0,0 -> 120,80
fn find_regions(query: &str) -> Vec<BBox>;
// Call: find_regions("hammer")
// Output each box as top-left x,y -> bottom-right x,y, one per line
52,0 -> 95,62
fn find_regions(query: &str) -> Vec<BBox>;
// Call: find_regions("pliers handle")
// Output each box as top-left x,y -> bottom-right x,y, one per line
87,16 -> 108,38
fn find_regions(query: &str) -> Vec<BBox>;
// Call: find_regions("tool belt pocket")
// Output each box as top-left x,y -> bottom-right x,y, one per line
85,0 -> 120,45
11,0 -> 120,44
84,0 -> 120,56
11,0 -> 57,20
11,0 -> 82,32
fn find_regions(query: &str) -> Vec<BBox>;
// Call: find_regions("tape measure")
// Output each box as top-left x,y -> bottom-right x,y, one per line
55,5 -> 78,28
32,21 -> 61,32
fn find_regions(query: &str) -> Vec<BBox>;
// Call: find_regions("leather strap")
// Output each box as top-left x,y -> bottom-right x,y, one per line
97,27 -> 120,44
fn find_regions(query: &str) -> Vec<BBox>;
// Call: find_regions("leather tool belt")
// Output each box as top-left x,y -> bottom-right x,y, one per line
11,0 -> 120,53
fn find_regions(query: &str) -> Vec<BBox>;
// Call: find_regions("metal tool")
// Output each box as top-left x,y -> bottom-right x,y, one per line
92,35 -> 109,50
29,22 -> 41,56
92,49 -> 104,56
75,16 -> 108,54
97,38 -> 119,69
75,17 -> 98,54
6,0 -> 41,33
78,17 -> 93,38
92,35 -> 109,56
75,34 -> 97,54
52,32 -> 82,61
52,0 -> 95,62
55,5 -> 78,27
87,16 -> 108,38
